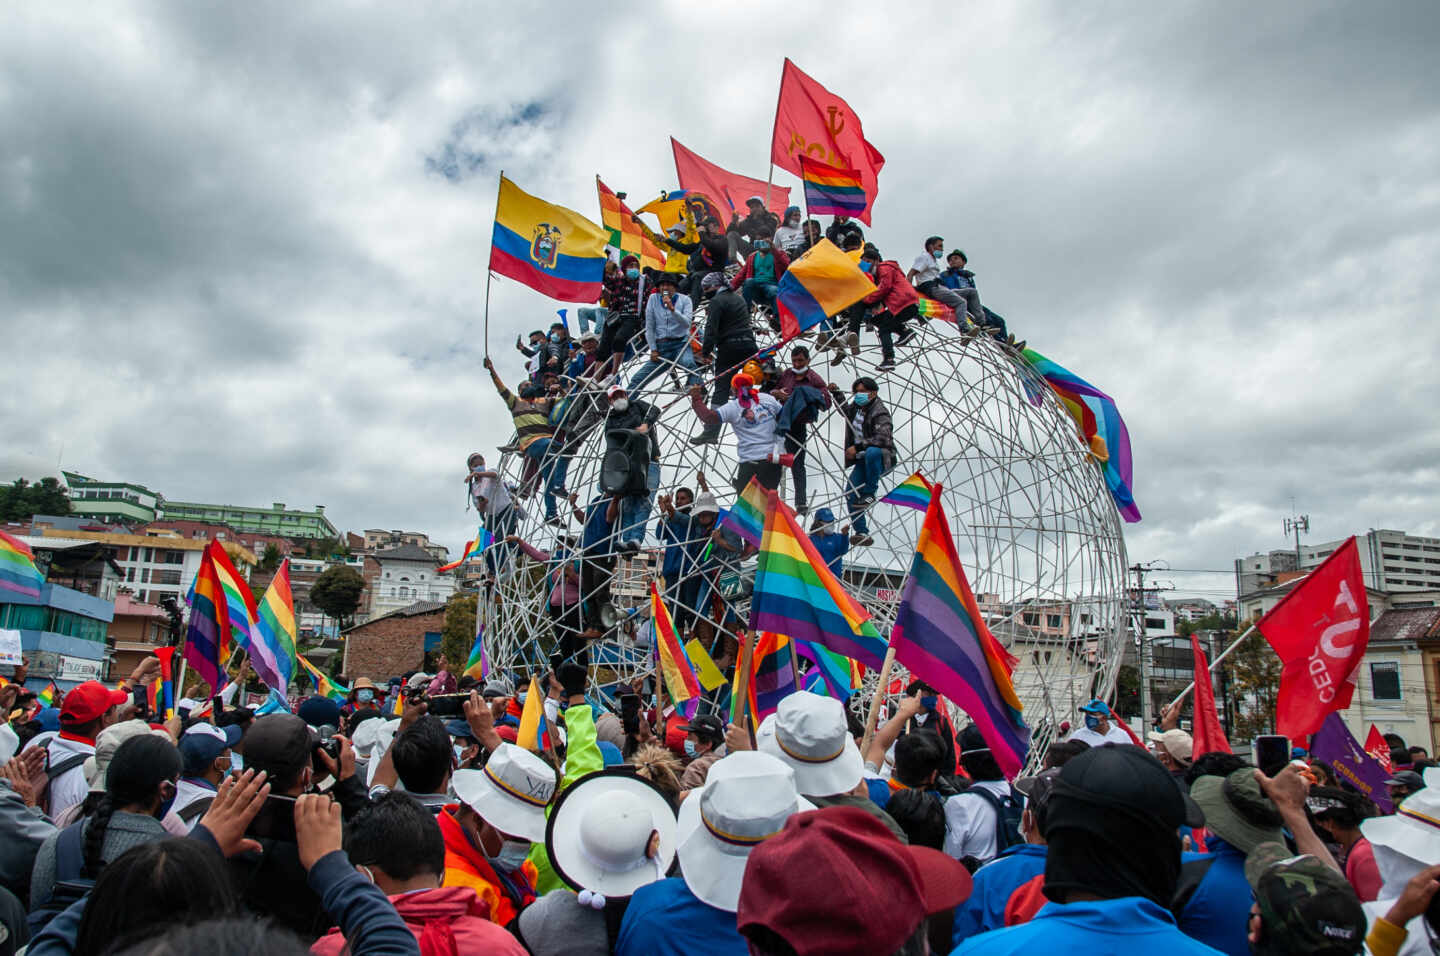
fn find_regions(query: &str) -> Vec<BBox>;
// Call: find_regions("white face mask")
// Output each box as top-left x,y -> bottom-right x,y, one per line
612,398 -> 630,412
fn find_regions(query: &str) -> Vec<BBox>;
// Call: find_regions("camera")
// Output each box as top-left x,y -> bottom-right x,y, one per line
411,692 -> 468,718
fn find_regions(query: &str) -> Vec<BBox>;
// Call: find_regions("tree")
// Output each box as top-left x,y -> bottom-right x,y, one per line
1220,625 -> 1281,739
0,476 -> 73,522
309,565 -> 366,629
1114,664 -> 1141,717
441,593 -> 478,678
260,544 -> 282,573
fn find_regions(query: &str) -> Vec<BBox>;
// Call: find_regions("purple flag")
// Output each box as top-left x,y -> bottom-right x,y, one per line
1309,712 -> 1395,814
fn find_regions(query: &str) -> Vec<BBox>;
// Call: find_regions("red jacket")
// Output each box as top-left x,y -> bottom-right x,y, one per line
310,885 -> 527,956
862,260 -> 919,314
730,248 -> 791,289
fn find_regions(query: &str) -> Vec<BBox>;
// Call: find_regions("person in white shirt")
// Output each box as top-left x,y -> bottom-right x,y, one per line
173,722 -> 242,828
1067,698 -> 1134,747
23,679 -> 130,820
688,373 -> 789,496
943,724 -> 1022,865
906,235 -> 969,320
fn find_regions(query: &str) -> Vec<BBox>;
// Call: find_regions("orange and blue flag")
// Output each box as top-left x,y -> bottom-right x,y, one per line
774,238 -> 876,340
489,176 -> 609,303
890,488 -> 1028,777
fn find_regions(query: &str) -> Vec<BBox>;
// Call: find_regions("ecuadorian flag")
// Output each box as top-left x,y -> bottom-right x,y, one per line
775,238 -> 876,341
489,176 -> 610,303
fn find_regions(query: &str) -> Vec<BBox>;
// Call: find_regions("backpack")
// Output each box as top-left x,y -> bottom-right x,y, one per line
40,750 -> 89,816
27,819 -> 93,936
178,796 -> 215,825
967,784 -> 1026,855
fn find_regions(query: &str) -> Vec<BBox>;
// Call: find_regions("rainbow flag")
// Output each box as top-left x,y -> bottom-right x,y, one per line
36,681 -> 58,708
799,157 -> 867,217
464,621 -> 488,681
750,632 -> 797,725
206,542 -> 278,687
255,560 -> 299,690
489,175 -> 609,302
438,529 -> 495,574
1022,348 -> 1140,523
651,582 -> 702,719
775,238 -> 876,340
795,639 -> 861,702
890,489 -> 1029,777
0,530 -> 44,598
297,654 -> 348,703
184,550 -> 229,693
516,676 -> 552,751
597,178 -> 665,272
881,471 -> 935,512
915,296 -> 955,323
719,476 -> 768,548
749,491 -> 889,671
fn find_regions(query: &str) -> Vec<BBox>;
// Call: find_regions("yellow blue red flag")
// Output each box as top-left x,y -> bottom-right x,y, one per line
489,176 -> 609,302
775,238 -> 876,340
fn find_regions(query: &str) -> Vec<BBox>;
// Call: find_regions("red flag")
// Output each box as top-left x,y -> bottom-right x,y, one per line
769,59 -> 886,225
671,138 -> 790,219
1190,636 -> 1232,755
1258,537 -> 1371,739
1364,724 -> 1394,773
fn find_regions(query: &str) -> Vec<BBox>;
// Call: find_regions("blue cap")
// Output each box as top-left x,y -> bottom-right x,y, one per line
36,707 -> 61,732
445,719 -> 476,741
1291,747 -> 1308,759
813,507 -> 836,524
179,722 -> 244,775
597,741 -> 624,767
1078,698 -> 1110,715
297,696 -> 342,728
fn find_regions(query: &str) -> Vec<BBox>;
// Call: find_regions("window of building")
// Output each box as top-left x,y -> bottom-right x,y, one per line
151,570 -> 182,586
1371,662 -> 1402,701
1022,613 -> 1039,626
1046,614 -> 1062,628
163,550 -> 185,565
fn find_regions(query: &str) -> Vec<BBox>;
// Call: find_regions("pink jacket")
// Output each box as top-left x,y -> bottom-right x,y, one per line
309,886 -> 526,956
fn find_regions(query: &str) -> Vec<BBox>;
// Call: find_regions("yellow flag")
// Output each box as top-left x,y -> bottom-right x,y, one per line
686,638 -> 727,691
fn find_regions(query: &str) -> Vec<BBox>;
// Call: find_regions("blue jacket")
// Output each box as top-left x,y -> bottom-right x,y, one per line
655,513 -> 692,580
953,897 -> 1223,955
940,267 -> 977,291
616,877 -> 748,956
952,844 -> 1048,947
812,531 -> 849,574
1178,838 -> 1253,956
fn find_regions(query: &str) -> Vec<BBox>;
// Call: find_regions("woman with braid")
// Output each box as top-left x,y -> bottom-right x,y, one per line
28,734 -> 182,929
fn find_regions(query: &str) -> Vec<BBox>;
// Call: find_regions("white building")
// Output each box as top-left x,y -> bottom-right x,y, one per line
1237,529 -> 1440,597
369,544 -> 455,618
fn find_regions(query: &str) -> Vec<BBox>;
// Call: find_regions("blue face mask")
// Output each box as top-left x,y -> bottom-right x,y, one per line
684,739 -> 699,759
853,392 -> 870,406
549,332 -> 561,342
859,261 -> 873,274
920,695 -> 937,711
932,249 -> 944,260
1084,713 -> 1102,730
356,689 -> 374,704
625,268 -> 640,280
754,240 -> 770,251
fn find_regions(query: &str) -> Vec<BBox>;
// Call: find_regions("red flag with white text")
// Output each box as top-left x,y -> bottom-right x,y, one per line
1190,636 -> 1232,755
769,59 -> 886,225
1258,537 -> 1370,739
1364,724 -> 1394,773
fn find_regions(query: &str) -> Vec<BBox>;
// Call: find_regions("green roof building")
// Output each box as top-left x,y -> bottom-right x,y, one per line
62,471 -> 164,526
160,500 -> 339,540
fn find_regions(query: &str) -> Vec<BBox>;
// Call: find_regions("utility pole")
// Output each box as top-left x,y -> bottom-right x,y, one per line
1129,560 -> 1170,738
1283,509 -> 1310,568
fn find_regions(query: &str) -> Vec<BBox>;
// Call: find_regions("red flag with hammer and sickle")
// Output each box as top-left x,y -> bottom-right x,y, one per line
770,59 -> 886,225
1259,537 -> 1370,739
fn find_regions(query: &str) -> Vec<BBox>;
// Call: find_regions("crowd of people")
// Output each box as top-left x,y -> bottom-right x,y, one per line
4,657 -> 1436,955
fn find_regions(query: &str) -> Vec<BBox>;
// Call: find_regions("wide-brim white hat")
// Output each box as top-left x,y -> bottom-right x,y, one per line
452,743 -> 556,842
547,769 -> 677,898
1362,779 -> 1440,869
755,693 -> 864,798
675,752 -> 814,912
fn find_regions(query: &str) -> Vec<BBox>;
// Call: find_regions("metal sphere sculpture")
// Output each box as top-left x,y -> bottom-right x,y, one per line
479,304 -> 1128,762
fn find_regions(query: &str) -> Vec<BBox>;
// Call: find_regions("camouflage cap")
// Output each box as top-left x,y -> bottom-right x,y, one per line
1244,842 -> 1366,956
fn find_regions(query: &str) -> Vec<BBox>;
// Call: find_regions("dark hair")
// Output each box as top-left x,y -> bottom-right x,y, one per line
1411,746 -> 1429,757
842,235 -> 863,251
215,707 -> 253,730
886,788 -> 947,849
1385,733 -> 1408,751
1307,759 -> 1337,787
852,377 -> 879,393
74,839 -> 236,956
85,735 -> 182,877
960,747 -> 1004,783
791,346 -> 809,358
344,791 -> 446,882
949,249 -> 967,263
1044,739 -> 1089,769
860,246 -> 881,261
893,732 -> 943,788
109,918 -> 310,956
924,236 -> 943,248
1184,751 -> 1250,786
391,715 -> 452,795
1310,787 -> 1370,831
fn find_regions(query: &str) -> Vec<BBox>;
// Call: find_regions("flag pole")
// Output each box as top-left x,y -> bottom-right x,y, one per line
764,59 -> 788,213
1167,623 -> 1258,709
484,170 -> 503,361
859,644 -> 897,757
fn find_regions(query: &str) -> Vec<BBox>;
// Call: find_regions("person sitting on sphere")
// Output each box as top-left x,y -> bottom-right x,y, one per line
857,246 -> 920,373
660,215 -> 732,301
730,231 -> 790,323
628,271 -> 700,397
576,258 -> 617,336
835,376 -> 894,547
596,254 -> 644,371
688,374 -> 790,496
908,235 -> 971,321
825,214 -> 865,249
728,196 -> 781,259
774,205 -> 805,256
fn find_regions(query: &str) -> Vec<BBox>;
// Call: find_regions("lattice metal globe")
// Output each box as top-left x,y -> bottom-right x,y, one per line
478,308 -> 1128,764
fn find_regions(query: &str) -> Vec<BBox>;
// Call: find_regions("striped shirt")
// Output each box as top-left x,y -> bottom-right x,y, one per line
497,386 -> 557,451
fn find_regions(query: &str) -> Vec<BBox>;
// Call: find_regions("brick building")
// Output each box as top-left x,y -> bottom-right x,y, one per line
341,600 -> 447,680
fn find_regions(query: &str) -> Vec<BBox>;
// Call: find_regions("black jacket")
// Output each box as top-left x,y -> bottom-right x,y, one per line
702,289 -> 756,355
730,210 -> 780,241
840,396 -> 894,455
665,233 -> 731,272
825,219 -> 865,249
606,398 -> 661,460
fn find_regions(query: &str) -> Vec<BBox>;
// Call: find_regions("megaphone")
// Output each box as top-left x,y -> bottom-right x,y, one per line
597,603 -> 641,629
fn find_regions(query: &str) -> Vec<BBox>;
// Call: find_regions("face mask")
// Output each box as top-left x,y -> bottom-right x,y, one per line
684,740 -> 699,759
612,397 -> 630,412
550,332 -> 561,342
932,249 -> 944,260
356,689 -> 374,704
853,392 -> 870,406
517,692 -> 528,706
788,217 -> 800,226
815,522 -> 833,535
859,261 -> 873,274
754,240 -> 770,251
453,744 -> 466,764
625,268 -> 640,280
793,360 -> 807,370
229,751 -> 244,773
920,696 -> 937,711
1084,713 -> 1101,730
490,839 -> 533,872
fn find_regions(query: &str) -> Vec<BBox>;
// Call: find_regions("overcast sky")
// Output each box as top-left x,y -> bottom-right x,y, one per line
3,2 -> 1437,605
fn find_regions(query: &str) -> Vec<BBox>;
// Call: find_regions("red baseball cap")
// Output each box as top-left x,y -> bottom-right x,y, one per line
737,805 -> 972,955
60,681 -> 129,724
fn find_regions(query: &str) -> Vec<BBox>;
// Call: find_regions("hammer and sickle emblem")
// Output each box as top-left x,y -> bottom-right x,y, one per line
826,106 -> 846,137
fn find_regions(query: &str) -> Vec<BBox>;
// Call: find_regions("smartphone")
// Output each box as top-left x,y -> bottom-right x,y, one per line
1252,735 -> 1291,777
246,795 -> 298,843
620,693 -> 642,736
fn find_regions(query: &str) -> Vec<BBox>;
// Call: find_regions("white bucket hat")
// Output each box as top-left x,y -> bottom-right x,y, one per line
675,751 -> 814,912
546,769 -> 677,899
452,743 -> 556,842
87,719 -> 172,793
757,691 -> 864,798
1362,767 -> 1440,872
